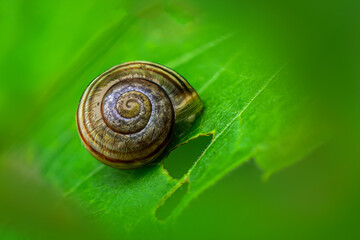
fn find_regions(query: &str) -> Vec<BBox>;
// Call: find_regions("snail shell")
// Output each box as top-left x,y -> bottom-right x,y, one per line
76,61 -> 203,169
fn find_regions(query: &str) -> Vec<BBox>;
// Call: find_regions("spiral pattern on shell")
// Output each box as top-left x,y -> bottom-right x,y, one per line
76,61 -> 203,169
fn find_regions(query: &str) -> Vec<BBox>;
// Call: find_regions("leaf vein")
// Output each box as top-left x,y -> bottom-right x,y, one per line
179,65 -> 285,190
166,32 -> 235,68
64,164 -> 105,197
198,51 -> 241,94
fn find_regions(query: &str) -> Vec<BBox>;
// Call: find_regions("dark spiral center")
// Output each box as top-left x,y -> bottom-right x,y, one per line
101,80 -> 155,134
116,91 -> 151,119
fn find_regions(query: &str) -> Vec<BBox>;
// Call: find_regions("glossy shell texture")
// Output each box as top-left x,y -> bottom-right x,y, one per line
76,61 -> 203,169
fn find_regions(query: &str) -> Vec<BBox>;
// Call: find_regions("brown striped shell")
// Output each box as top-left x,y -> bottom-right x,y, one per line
76,61 -> 203,169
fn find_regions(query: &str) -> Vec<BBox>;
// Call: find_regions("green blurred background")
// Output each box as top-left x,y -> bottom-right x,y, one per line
0,0 -> 359,239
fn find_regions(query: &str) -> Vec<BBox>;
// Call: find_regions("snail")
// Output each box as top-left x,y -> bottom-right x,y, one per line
76,61 -> 203,169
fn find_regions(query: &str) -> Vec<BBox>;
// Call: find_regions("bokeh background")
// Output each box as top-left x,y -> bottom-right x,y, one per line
1,0 -> 359,239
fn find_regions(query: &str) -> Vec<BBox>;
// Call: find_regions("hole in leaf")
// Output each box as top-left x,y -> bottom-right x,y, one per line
163,135 -> 213,179
155,182 -> 189,221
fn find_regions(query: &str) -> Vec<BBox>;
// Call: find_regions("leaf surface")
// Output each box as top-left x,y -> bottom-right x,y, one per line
0,0 -> 327,236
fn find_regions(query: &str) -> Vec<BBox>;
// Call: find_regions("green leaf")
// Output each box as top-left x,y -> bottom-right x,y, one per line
1,0 -> 334,237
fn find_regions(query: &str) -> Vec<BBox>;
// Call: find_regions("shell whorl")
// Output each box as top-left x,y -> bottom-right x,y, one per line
76,61 -> 203,169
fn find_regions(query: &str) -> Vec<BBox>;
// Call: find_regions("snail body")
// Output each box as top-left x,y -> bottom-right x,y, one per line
76,61 -> 203,169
